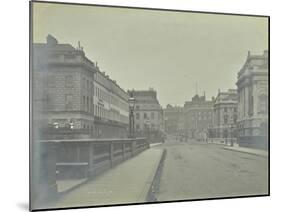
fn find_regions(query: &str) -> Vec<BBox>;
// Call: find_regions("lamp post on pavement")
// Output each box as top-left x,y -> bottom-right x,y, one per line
230,123 -> 235,147
145,118 -> 151,141
128,93 -> 136,138
207,125 -> 211,143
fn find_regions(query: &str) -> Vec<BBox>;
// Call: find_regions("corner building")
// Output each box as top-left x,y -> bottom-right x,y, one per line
130,89 -> 164,141
184,94 -> 214,140
236,50 -> 268,149
163,105 -> 183,134
209,89 -> 238,143
33,35 -> 129,139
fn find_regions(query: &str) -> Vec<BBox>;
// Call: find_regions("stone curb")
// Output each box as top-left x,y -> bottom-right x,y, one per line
222,147 -> 268,158
146,148 -> 167,202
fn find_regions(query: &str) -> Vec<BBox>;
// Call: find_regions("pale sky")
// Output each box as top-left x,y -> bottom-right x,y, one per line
32,2 -> 268,107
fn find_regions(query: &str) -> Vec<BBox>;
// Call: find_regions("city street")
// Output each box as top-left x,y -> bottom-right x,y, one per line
29,4 -> 269,211
154,136 -> 268,201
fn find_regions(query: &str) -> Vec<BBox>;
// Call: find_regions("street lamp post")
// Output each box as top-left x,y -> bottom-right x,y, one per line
128,93 -> 135,138
207,125 -> 211,143
145,118 -> 151,141
230,123 -> 235,147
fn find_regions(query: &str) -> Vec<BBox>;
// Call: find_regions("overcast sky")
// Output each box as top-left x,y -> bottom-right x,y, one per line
33,2 -> 268,107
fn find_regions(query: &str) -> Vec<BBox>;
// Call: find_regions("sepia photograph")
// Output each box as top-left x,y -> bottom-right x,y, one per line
30,1 -> 269,211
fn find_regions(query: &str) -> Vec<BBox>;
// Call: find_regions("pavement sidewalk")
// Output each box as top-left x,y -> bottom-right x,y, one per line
150,142 -> 163,148
57,179 -> 87,193
207,139 -> 239,147
56,148 -> 164,208
222,146 -> 268,157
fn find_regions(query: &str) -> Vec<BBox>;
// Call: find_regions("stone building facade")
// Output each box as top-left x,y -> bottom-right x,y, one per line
33,35 -> 129,139
130,89 -> 164,140
236,50 -> 268,149
208,89 -> 238,144
183,94 -> 214,140
163,105 -> 183,134
93,69 -> 129,138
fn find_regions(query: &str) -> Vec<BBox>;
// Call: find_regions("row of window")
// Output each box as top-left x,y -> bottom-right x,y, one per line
95,85 -> 128,112
94,104 -> 128,123
214,107 -> 237,113
238,88 -> 268,117
64,94 -> 128,123
189,111 -> 213,116
191,116 -> 212,121
135,123 -> 156,130
135,112 -> 157,120
223,114 -> 237,124
222,107 -> 237,112
51,74 -> 128,113
94,104 -> 107,118
95,86 -> 110,102
82,95 -> 94,113
111,95 -> 128,111
135,104 -> 161,110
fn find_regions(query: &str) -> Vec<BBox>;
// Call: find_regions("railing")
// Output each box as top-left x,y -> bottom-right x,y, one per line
31,137 -> 149,207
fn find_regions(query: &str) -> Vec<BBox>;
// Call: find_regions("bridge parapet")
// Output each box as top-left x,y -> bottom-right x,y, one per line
31,137 -> 149,208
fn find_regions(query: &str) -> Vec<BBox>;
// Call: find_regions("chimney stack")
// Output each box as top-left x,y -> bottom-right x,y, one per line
46,34 -> 58,47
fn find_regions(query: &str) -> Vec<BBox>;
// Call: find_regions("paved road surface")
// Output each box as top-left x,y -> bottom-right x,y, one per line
154,137 -> 268,201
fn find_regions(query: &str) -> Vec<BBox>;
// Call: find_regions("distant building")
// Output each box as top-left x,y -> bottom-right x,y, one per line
129,89 -> 164,140
177,114 -> 186,135
236,50 -> 268,149
163,105 -> 183,134
184,94 -> 214,140
33,35 -> 129,139
208,89 -> 238,144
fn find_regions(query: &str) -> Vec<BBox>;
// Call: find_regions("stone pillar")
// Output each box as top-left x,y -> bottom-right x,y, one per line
122,143 -> 126,159
31,142 -> 57,209
131,139 -> 136,156
109,142 -> 114,167
244,83 -> 249,120
88,142 -> 94,177
253,81 -> 258,117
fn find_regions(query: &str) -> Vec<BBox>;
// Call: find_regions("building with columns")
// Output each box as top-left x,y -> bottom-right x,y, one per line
208,89 -> 238,144
183,94 -> 214,140
236,50 -> 268,149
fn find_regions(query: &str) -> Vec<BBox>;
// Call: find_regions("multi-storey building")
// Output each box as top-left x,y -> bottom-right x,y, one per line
183,94 -> 214,140
33,35 -> 96,139
33,35 -> 129,139
236,50 -> 268,149
208,89 -> 238,144
163,105 -> 183,134
93,70 -> 129,138
129,89 -> 164,140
